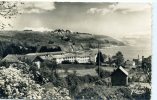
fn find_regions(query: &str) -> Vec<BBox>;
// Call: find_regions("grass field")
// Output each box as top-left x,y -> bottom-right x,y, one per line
56,64 -> 118,77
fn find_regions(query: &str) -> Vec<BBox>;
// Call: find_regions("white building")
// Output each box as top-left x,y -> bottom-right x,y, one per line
27,51 -> 95,64
52,53 -> 91,64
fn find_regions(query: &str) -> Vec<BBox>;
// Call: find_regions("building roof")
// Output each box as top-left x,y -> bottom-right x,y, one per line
2,54 -> 23,63
50,52 -> 92,59
2,54 -> 43,63
118,66 -> 128,76
26,51 -> 65,56
22,55 -> 44,62
52,55 -> 64,59
111,66 -> 128,76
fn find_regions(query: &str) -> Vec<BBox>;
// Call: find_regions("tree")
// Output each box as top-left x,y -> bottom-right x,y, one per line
75,87 -> 101,100
141,56 -> 151,83
73,60 -> 79,64
66,74 -> 81,97
103,54 -> 107,62
112,51 -> 124,67
41,60 -> 57,71
96,51 -> 104,66
95,67 -> 111,78
62,60 -> 72,64
0,1 -> 23,29
108,56 -> 112,66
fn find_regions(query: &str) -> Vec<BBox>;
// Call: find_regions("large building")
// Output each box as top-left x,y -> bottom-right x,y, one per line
27,51 -> 96,64
52,53 -> 91,64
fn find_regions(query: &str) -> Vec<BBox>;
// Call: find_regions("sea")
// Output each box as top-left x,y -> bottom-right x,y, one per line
92,38 -> 152,60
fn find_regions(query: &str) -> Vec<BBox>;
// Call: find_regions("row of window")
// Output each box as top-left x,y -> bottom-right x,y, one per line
57,59 -> 90,63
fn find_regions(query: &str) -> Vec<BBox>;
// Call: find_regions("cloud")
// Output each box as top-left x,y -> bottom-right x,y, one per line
109,3 -> 151,14
21,2 -> 55,13
87,3 -> 151,15
87,7 -> 111,15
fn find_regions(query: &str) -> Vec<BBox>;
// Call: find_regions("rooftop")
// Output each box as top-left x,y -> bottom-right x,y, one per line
119,66 -> 129,76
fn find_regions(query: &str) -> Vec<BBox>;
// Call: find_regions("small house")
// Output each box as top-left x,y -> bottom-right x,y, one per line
111,66 -> 128,86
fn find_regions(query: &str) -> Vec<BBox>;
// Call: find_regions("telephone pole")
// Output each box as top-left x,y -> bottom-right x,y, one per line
98,42 -> 100,77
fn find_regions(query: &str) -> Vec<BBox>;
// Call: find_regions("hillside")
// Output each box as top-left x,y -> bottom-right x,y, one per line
0,29 -> 125,57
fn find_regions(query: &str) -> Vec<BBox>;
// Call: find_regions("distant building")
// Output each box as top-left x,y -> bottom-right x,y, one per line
125,60 -> 136,68
24,29 -> 32,31
133,55 -> 140,66
133,59 -> 140,66
111,66 -> 128,86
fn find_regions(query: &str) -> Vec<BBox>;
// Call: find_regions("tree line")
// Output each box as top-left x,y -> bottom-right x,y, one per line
96,51 -> 125,67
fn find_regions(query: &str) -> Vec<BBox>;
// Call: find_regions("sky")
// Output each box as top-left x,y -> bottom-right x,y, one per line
4,2 -> 152,39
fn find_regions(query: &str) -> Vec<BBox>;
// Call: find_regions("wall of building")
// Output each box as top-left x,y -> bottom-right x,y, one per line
56,56 -> 90,64
111,71 -> 128,86
34,61 -> 41,69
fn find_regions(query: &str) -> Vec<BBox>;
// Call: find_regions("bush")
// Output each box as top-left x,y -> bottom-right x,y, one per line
75,87 -> 102,100
65,74 -> 81,96
95,67 -> 111,78
132,87 -> 151,100
53,77 -> 68,88
41,60 -> 57,70
62,60 -> 72,64
0,61 -> 9,67
73,60 -> 79,64
118,87 -> 132,99
80,75 -> 99,83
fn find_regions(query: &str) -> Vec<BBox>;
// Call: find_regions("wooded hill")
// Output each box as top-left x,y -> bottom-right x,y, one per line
0,29 -> 125,58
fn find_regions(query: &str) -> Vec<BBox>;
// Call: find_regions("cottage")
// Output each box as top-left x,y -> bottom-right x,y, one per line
1,54 -> 43,68
111,66 -> 128,86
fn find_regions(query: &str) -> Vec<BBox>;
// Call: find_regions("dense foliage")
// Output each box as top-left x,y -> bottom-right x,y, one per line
96,51 -> 104,66
95,67 -> 111,78
112,51 -> 124,67
0,66 -> 71,99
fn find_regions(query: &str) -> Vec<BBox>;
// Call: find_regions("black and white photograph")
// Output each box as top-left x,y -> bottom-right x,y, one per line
0,1 -> 152,99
